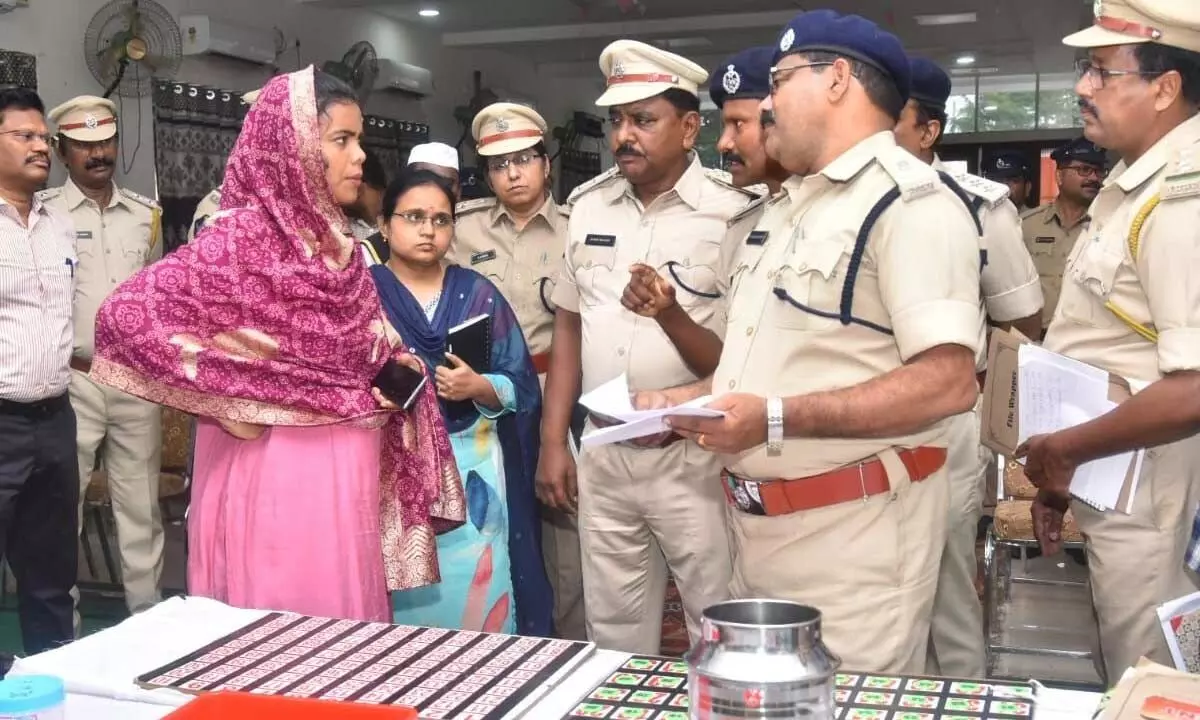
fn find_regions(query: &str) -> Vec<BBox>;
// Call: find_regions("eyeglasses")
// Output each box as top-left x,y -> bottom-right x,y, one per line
0,130 -> 51,145
1074,58 -> 1163,89
393,209 -> 454,229
1063,164 -> 1107,180
486,151 -> 542,174
768,62 -> 834,94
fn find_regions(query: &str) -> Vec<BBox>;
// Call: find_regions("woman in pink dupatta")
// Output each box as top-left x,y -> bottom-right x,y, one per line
89,67 -> 464,621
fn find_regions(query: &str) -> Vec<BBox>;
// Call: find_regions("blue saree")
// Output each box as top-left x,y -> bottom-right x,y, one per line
371,263 -> 552,637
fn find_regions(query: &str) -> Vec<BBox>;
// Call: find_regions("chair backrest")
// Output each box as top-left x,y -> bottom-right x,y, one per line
999,454 -> 1038,501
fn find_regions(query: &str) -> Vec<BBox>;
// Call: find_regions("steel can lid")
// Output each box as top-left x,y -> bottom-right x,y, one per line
0,675 -> 65,712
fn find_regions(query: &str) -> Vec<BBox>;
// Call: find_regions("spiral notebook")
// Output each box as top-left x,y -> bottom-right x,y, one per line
446,313 -> 491,373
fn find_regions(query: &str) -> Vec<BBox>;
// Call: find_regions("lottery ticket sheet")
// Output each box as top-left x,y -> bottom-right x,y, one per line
136,611 -> 594,720
563,658 -> 1037,720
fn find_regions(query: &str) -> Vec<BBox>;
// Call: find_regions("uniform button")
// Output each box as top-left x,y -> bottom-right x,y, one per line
105,249 -> 111,255
617,347 -> 626,357
745,326 -> 753,336
799,262 -> 808,270
585,261 -> 593,268
515,273 -> 522,281
728,379 -> 736,389
767,270 -> 776,279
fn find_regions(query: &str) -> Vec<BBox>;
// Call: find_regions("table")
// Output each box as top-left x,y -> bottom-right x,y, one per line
7,597 -> 1104,719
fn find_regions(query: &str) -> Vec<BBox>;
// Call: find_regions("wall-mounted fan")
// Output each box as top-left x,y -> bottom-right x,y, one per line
84,0 -> 183,98
322,41 -> 379,107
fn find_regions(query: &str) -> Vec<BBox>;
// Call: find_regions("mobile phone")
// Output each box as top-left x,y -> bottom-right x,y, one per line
373,359 -> 428,411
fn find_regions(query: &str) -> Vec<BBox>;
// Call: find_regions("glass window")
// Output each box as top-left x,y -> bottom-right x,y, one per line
945,76 -> 978,134
976,74 -> 1037,132
1038,72 -> 1083,129
696,108 -> 723,169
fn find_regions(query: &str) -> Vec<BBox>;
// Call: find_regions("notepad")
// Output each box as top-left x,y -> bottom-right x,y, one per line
445,313 -> 490,372
578,374 -> 725,447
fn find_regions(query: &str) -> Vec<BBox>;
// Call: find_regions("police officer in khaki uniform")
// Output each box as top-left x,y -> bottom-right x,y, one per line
664,10 -> 984,674
539,39 -> 753,654
1021,137 -> 1107,334
188,88 -> 260,244
447,102 -> 585,640
983,151 -> 1035,212
621,46 -> 789,377
895,56 -> 1045,678
1018,0 -> 1200,682
41,96 -> 164,620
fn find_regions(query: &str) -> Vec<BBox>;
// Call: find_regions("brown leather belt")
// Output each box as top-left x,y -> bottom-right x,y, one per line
70,357 -> 92,374
722,446 -> 947,516
531,351 -> 551,375
588,412 -> 681,449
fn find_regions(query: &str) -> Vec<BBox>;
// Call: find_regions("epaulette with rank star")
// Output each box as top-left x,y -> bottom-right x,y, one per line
950,171 -> 1010,209
564,167 -> 622,208
1161,146 -> 1200,202
1019,204 -> 1045,221
120,187 -> 160,209
455,197 -> 497,216
876,146 -> 940,202
35,187 -> 62,202
726,194 -> 769,227
704,168 -> 761,199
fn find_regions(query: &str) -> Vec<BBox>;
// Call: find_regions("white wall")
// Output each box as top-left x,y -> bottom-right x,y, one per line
0,0 -> 558,195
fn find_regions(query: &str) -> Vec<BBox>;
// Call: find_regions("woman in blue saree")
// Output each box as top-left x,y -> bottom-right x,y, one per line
370,168 -> 552,637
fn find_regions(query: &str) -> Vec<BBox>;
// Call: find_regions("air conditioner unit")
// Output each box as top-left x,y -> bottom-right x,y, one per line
179,14 -> 277,66
374,59 -> 434,97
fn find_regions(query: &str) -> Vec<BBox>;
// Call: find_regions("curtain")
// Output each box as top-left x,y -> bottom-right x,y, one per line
153,81 -> 247,255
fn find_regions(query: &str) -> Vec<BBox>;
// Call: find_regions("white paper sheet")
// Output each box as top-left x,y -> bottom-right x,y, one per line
578,374 -> 724,447
1016,344 -> 1143,513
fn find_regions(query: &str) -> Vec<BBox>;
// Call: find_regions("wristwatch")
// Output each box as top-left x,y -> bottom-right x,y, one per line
767,397 -> 784,457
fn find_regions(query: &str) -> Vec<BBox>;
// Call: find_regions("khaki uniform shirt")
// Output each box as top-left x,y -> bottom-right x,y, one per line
1044,115 -> 1200,381
935,158 -> 1043,323
40,180 -> 162,360
449,196 -> 566,357
189,188 -> 222,243
551,156 -> 755,394
718,194 -> 771,327
1022,200 -> 1089,328
714,132 -> 984,479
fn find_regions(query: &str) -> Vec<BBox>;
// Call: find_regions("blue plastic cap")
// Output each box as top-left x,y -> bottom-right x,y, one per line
0,675 -> 65,713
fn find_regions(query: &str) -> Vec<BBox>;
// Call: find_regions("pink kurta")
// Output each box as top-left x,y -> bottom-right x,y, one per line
188,419 -> 390,621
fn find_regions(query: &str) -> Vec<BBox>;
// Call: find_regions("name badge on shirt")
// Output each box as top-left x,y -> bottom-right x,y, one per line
470,249 -> 497,265
746,231 -> 768,246
76,230 -> 93,239
584,234 -> 616,247
1035,236 -> 1055,244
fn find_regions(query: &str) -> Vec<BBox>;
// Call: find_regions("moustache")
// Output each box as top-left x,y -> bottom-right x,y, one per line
615,145 -> 643,158
1078,99 -> 1098,117
723,153 -> 745,166
26,154 -> 48,165
760,110 -> 776,128
85,158 -> 114,170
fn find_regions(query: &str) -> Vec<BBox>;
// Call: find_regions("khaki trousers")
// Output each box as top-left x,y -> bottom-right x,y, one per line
542,507 -> 587,640
729,451 -> 949,674
1074,432 -> 1200,681
576,435 -> 732,654
928,408 -> 987,678
69,371 -> 164,625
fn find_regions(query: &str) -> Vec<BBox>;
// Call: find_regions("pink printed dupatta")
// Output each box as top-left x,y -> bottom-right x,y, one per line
90,67 -> 464,591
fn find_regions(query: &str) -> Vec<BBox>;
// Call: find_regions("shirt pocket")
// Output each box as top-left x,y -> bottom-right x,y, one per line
664,256 -> 721,309
1058,239 -> 1122,328
474,257 -> 510,284
768,238 -> 847,331
572,244 -> 618,304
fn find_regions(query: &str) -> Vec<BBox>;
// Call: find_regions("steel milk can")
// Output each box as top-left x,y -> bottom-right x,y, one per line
685,599 -> 840,719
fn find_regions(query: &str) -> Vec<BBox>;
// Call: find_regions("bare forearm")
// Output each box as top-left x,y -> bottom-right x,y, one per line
1057,371 -> 1200,464
655,304 -> 724,378
472,378 -> 501,411
996,313 -> 1043,343
781,344 -> 978,438
541,309 -> 583,445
